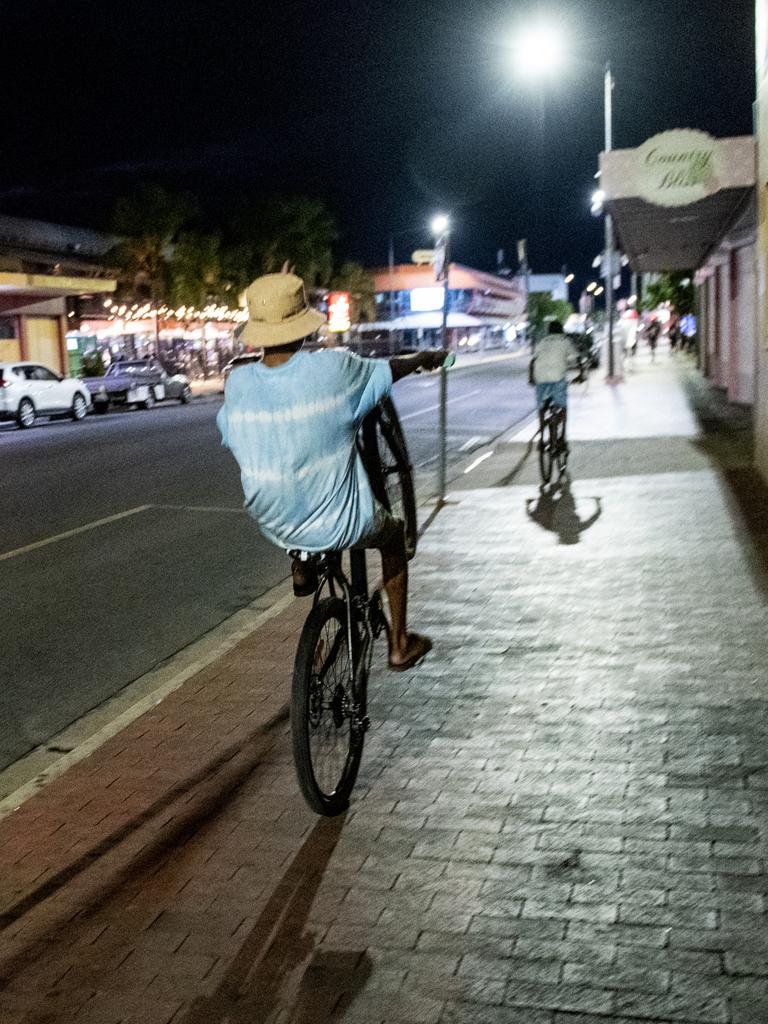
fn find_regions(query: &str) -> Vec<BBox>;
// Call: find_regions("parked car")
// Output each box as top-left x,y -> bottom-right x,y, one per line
565,327 -> 602,371
85,359 -> 192,413
0,362 -> 92,429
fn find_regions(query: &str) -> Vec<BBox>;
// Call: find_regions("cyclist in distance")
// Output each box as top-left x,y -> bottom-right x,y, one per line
528,319 -> 578,454
217,272 -> 445,672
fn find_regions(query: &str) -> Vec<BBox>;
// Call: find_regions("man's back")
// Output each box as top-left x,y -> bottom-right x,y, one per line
532,332 -> 571,383
217,348 -> 391,552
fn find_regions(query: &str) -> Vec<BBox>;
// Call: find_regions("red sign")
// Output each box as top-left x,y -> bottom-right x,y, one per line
328,292 -> 351,332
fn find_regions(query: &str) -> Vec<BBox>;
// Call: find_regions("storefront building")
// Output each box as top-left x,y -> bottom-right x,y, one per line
0,216 -> 118,374
0,214 -> 243,378
601,130 -> 756,402
754,0 -> 768,479
67,303 -> 245,378
0,272 -> 117,375
362,263 -> 526,352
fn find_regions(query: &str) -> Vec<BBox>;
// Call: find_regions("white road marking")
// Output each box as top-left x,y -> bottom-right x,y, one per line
464,451 -> 495,474
0,506 -> 152,564
155,504 -> 245,514
458,436 -> 482,452
399,389 -> 483,423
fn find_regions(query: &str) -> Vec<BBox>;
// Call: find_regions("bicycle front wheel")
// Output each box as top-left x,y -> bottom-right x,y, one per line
291,597 -> 364,816
361,397 -> 418,558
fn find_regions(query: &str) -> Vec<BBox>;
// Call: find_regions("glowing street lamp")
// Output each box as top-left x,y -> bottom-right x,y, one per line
511,23 -> 565,77
586,282 -> 598,294
565,273 -> 575,284
431,213 -> 450,237
509,24 -> 619,379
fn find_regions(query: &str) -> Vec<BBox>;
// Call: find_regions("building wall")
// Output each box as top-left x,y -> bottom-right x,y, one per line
755,0 -> 768,475
708,269 -> 718,379
695,226 -> 757,406
25,317 -> 64,372
733,244 -> 757,404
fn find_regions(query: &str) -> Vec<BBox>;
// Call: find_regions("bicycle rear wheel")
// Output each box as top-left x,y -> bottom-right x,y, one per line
292,597 -> 364,816
555,416 -> 569,478
361,397 -> 418,558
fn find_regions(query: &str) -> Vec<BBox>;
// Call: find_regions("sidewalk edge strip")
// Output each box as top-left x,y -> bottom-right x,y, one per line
0,588 -> 296,820
0,705 -> 289,933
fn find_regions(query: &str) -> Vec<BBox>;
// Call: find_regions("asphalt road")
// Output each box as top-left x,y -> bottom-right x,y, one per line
0,353 -> 533,770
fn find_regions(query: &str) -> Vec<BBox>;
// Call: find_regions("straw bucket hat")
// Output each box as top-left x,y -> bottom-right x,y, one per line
240,273 -> 325,348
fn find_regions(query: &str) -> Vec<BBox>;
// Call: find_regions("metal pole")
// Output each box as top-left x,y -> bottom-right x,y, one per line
438,236 -> 450,505
604,63 -> 617,380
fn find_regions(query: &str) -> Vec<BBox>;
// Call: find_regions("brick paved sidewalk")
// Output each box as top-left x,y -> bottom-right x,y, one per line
0,360 -> 767,1023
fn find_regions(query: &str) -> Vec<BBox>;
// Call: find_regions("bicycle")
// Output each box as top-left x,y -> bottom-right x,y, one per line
537,365 -> 587,488
289,396 -> 418,816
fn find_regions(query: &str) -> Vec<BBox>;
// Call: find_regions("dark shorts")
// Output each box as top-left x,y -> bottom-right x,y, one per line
536,380 -> 568,410
353,504 -> 404,552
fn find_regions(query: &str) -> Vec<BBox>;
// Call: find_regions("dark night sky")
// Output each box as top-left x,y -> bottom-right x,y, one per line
0,0 -> 756,280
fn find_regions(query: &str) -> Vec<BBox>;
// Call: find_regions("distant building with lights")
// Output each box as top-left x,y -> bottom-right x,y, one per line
0,213 -> 247,377
359,263 -> 526,353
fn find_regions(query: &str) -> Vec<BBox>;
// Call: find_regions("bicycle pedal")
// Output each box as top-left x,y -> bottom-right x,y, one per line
360,716 -> 371,733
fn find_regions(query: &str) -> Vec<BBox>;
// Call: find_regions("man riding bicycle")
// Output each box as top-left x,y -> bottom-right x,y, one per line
528,319 -> 580,452
217,272 -> 444,672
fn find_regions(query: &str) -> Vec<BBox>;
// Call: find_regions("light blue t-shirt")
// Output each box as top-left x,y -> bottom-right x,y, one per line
217,349 -> 392,551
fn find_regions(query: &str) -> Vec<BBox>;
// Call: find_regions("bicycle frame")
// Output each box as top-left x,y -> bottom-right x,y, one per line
310,550 -> 374,726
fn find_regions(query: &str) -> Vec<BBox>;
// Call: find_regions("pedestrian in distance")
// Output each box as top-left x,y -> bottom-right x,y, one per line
647,319 -> 661,361
667,312 -> 680,354
216,272 -> 446,672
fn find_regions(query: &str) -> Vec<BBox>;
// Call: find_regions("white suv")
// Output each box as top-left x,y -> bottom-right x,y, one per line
0,362 -> 92,429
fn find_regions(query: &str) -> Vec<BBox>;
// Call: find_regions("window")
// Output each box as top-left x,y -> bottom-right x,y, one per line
0,318 -> 16,340
31,366 -> 60,381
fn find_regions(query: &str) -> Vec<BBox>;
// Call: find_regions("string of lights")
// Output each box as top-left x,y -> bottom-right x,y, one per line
100,300 -> 248,323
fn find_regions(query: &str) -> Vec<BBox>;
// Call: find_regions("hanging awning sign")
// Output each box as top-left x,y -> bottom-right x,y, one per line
635,129 -> 720,208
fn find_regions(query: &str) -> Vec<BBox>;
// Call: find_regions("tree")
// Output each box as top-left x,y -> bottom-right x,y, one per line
642,271 -> 694,316
227,195 -> 339,291
111,184 -> 195,302
168,231 -> 226,308
527,292 -> 574,339
330,262 -> 376,323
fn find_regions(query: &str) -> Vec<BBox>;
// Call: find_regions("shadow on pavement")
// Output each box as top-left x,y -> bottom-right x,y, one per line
719,466 -> 768,600
182,814 -> 370,1024
680,365 -> 768,596
525,481 -> 602,545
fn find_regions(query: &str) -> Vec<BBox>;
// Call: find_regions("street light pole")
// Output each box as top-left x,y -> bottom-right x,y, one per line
436,224 -> 450,505
604,62 -> 617,381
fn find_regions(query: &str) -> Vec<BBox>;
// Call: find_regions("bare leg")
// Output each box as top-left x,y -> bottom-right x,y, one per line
382,543 -> 408,656
380,530 -> 431,668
